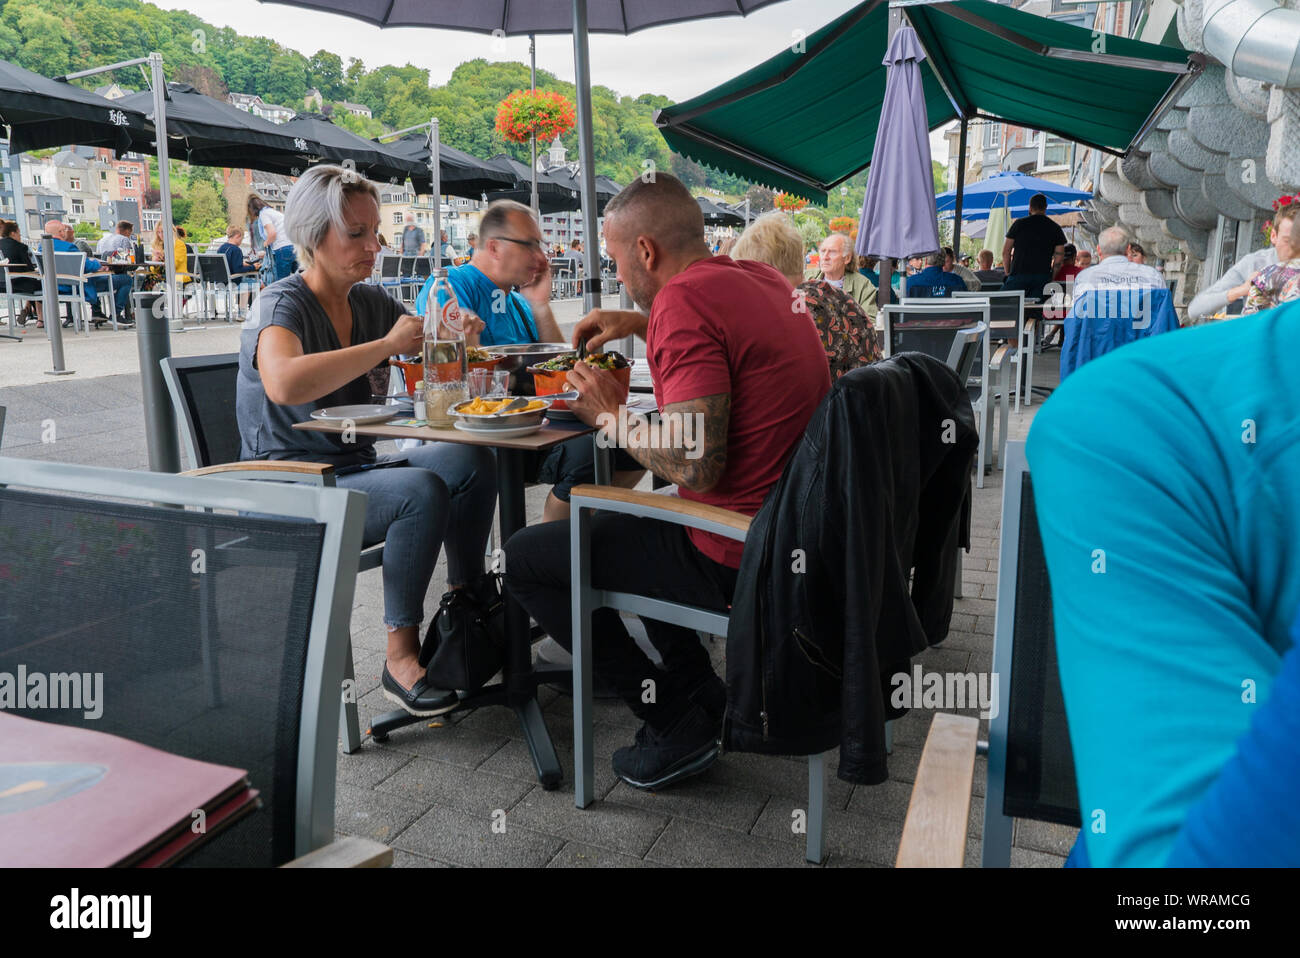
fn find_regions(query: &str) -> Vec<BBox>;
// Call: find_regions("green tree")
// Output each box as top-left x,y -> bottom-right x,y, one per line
73,221 -> 100,239
182,178 -> 228,244
16,8 -> 70,77
308,50 -> 346,99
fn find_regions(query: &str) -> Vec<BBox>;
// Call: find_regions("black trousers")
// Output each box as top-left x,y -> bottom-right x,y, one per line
504,514 -> 738,729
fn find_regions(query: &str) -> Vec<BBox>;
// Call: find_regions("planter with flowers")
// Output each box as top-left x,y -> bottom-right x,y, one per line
774,192 -> 809,213
1262,193 -> 1300,243
495,89 -> 577,145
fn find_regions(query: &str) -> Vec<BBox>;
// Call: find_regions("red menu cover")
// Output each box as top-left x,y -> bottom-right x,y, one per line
0,713 -> 255,867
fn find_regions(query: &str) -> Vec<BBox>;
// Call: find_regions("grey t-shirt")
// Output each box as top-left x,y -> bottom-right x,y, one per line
237,274 -> 404,466
401,226 -> 426,255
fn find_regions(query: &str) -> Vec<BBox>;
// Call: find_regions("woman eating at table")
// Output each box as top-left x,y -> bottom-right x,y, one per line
235,164 -> 499,717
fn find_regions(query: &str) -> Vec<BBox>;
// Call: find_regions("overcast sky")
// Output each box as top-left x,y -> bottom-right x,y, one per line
153,0 -> 952,162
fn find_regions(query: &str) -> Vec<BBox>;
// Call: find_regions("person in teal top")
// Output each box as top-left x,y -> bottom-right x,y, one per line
414,199 -> 563,347
1026,303 -> 1300,866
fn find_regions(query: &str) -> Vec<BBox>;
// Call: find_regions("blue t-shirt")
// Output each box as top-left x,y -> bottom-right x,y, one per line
218,242 -> 255,278
904,265 -> 966,298
1027,303 -> 1300,866
414,263 -> 538,347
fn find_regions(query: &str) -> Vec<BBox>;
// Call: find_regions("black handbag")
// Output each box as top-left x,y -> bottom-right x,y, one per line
420,575 -> 506,692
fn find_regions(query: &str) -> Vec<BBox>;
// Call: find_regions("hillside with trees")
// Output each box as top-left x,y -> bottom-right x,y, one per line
0,0 -> 766,195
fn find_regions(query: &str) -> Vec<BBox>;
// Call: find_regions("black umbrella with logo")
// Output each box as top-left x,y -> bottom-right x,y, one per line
0,57 -> 150,153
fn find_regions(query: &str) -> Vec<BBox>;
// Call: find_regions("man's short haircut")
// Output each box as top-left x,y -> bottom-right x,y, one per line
1274,204 -> 1299,226
731,211 -> 804,281
925,250 -> 945,267
283,164 -> 380,269
226,225 -> 243,240
116,220 -> 133,233
479,199 -> 537,243
1128,241 -> 1145,257
1063,243 -> 1076,259
977,249 -> 994,267
1096,226 -> 1131,257
1028,193 -> 1048,213
602,172 -> 705,254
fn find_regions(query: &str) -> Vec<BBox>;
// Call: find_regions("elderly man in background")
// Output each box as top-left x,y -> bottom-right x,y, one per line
49,220 -> 132,327
806,231 -> 877,317
905,250 -> 968,298
1187,205 -> 1294,323
732,211 -> 882,379
974,249 -> 1004,285
1073,227 -> 1165,292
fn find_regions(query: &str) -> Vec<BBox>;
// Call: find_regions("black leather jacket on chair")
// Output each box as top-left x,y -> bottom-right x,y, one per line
723,353 -> 979,785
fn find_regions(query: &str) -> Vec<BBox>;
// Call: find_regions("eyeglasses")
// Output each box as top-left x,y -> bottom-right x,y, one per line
491,236 -> 545,253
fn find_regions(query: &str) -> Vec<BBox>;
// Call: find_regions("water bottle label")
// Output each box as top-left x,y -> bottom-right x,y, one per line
440,297 -> 464,335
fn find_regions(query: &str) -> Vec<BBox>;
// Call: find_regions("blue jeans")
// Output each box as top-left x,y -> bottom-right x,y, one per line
337,442 -> 497,630
86,273 -> 132,315
270,246 -> 297,281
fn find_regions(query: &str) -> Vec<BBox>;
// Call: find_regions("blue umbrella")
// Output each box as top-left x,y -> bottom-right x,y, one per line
856,25 -> 939,261
935,170 -> 1091,213
940,201 -> 1083,220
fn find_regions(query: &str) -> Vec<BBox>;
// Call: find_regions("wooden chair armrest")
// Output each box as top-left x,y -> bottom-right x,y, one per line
181,461 -> 336,482
569,484 -> 751,539
989,343 -> 1011,370
895,713 -> 980,868
282,836 -> 393,868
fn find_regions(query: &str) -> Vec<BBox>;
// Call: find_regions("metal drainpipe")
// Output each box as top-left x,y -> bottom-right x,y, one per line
1200,0 -> 1300,87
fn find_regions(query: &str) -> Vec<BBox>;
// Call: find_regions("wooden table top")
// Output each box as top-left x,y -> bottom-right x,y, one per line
294,416 -> 595,452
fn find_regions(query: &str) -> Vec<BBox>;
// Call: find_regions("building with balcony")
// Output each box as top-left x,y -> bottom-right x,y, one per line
228,93 -> 296,125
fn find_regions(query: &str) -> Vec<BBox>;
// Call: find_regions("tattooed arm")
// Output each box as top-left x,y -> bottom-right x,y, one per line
611,393 -> 730,493
565,362 -> 730,493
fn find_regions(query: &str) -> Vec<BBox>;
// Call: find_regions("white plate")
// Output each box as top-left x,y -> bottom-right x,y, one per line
453,419 -> 548,439
310,404 -> 399,425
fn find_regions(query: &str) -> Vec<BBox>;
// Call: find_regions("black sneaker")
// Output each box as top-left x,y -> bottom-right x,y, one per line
381,664 -> 459,717
611,701 -> 721,790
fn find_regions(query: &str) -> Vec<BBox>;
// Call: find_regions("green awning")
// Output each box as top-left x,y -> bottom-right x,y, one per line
655,0 -> 1200,204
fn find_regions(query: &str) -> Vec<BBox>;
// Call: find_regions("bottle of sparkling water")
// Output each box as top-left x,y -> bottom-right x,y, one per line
423,268 -> 468,428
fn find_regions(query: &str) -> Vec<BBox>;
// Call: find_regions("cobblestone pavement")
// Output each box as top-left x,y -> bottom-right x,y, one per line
0,311 -> 1076,867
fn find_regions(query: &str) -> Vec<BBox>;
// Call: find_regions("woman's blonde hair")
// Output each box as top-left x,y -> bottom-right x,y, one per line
731,211 -> 804,283
283,165 -> 380,269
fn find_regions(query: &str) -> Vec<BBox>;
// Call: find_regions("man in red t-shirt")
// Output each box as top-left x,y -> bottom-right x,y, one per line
504,173 -> 830,790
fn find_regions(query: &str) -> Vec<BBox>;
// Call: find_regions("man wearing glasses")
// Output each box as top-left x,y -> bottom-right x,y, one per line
415,199 -> 564,346
415,199 -> 641,525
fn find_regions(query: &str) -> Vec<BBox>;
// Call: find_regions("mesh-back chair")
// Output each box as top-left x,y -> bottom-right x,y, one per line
0,457 -> 366,866
955,289 -> 1031,415
897,441 -> 1081,867
48,251 -> 90,334
882,301 -> 1003,488
377,253 -> 404,297
160,353 -> 384,754
196,254 -> 236,324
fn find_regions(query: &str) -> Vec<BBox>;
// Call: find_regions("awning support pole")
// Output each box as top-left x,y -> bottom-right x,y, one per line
954,116 -> 968,259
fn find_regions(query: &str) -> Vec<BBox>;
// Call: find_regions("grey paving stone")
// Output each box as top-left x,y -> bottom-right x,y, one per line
705,749 -> 854,810
375,757 -> 535,818
846,776 -> 921,822
1011,845 -> 1068,868
378,718 -> 511,769
507,789 -> 669,857
335,742 -> 414,789
477,737 -> 622,801
547,841 -> 657,868
750,797 -> 903,866
542,684 -> 646,731
391,849 -> 453,868
824,854 -> 887,867
1014,818 -> 1080,857
392,803 -> 565,867
915,646 -> 973,673
606,775 -> 769,833
647,818 -> 818,868
333,782 -> 430,844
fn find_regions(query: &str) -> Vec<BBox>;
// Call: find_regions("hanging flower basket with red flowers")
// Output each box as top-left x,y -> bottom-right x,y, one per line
774,192 -> 809,213
829,216 -> 856,233
495,89 -> 577,145
1262,193 -> 1300,242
